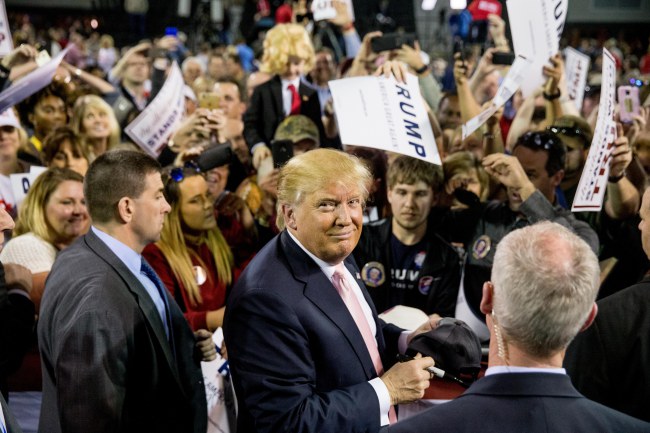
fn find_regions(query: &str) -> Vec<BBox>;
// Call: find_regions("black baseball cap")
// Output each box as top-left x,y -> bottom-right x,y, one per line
407,317 -> 482,377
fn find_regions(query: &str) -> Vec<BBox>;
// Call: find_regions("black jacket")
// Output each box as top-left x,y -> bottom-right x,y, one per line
353,216 -> 461,316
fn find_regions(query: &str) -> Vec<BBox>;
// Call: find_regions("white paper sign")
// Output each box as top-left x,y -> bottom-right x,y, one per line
564,47 -> 590,112
311,0 -> 355,22
571,48 -> 617,212
507,0 -> 567,97
0,46 -> 70,114
125,62 -> 185,158
329,73 -> 441,165
462,55 -> 532,139
9,165 -> 47,210
202,328 -> 233,433
0,0 -> 12,57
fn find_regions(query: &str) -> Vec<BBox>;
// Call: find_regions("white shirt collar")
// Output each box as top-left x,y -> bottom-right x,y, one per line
486,366 -> 566,376
287,229 -> 340,280
281,76 -> 302,91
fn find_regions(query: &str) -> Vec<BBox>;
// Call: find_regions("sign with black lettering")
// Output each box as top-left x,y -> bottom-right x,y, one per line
9,166 -> 47,210
329,73 -> 441,165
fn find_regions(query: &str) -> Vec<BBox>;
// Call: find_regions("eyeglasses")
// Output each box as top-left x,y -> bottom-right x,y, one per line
169,161 -> 201,183
519,131 -> 561,151
546,126 -> 589,146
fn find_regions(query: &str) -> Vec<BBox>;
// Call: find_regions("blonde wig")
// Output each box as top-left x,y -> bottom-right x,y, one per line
260,23 -> 315,76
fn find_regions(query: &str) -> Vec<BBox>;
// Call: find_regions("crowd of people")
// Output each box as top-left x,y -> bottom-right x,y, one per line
1,1 -> 650,432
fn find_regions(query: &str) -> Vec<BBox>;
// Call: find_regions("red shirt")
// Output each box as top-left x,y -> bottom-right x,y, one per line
143,242 -> 230,331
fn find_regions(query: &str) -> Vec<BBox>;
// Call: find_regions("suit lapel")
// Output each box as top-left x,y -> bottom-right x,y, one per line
270,76 -> 284,118
281,232 -> 378,380
84,231 -> 181,384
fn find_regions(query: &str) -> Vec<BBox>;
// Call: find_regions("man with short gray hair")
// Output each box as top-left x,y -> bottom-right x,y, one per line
389,222 -> 650,432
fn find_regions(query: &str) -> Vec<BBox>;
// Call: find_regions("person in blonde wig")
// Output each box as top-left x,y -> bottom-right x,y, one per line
243,23 -> 327,169
70,94 -> 121,160
0,167 -> 89,310
143,167 -> 237,331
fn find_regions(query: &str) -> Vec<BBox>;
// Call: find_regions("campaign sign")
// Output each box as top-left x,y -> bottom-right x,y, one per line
507,0 -> 567,97
329,73 -> 441,165
571,48 -> 617,212
0,46 -> 70,113
125,62 -> 185,158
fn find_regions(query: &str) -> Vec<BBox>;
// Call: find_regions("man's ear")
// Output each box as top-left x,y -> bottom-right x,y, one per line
551,168 -> 564,188
480,281 -> 494,316
282,203 -> 297,230
116,197 -> 134,224
579,303 -> 598,332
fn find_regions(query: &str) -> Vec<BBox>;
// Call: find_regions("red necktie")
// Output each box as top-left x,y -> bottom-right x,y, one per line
287,83 -> 301,115
332,264 -> 398,424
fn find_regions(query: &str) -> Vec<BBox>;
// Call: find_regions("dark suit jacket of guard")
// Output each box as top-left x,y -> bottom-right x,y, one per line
37,229 -> 207,433
387,373 -> 650,433
224,231 -> 403,433
243,75 -> 330,150
565,276 -> 650,422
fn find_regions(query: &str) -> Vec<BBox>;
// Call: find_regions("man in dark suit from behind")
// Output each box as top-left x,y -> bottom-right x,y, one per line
225,149 -> 437,433
389,222 -> 650,433
38,150 -> 216,433
565,186 -> 650,422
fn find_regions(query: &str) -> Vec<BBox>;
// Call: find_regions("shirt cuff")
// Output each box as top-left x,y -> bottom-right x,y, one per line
8,289 -> 30,299
369,377 -> 391,426
250,142 -> 266,155
398,330 -> 410,354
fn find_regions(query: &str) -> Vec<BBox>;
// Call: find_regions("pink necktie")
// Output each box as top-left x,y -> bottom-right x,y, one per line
287,83 -> 301,115
332,263 -> 397,424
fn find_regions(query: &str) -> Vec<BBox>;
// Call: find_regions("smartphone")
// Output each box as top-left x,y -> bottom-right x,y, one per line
371,33 -> 416,53
492,51 -> 515,66
618,86 -> 640,123
164,27 -> 178,37
271,139 -> 294,168
453,39 -> 465,61
199,92 -> 220,110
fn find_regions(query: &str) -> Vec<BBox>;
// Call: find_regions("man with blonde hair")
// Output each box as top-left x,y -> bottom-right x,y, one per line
225,148 -> 438,433
390,222 -> 650,432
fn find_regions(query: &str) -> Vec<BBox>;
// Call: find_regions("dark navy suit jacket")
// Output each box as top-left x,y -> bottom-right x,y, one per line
387,372 -> 650,433
224,231 -> 403,433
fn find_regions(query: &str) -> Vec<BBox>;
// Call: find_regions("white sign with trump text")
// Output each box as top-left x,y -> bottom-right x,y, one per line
329,73 -> 441,165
